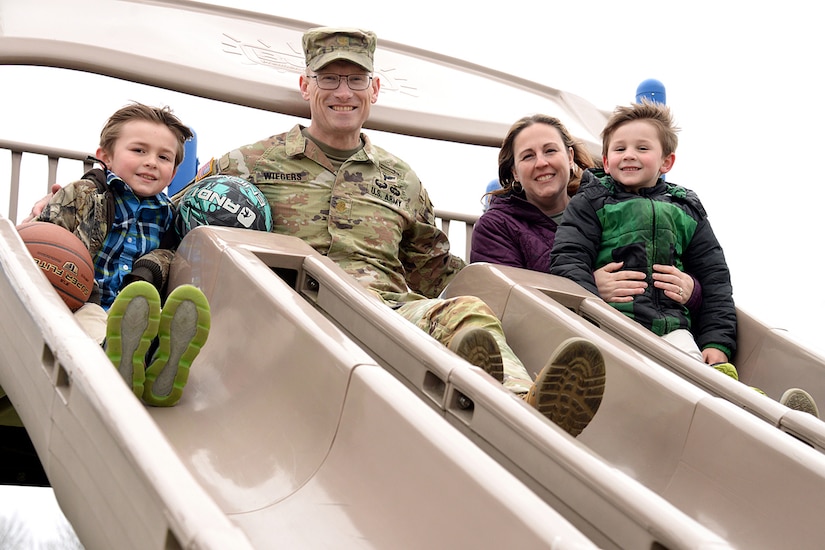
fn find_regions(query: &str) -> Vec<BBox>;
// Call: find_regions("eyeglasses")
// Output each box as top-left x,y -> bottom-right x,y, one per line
308,73 -> 373,91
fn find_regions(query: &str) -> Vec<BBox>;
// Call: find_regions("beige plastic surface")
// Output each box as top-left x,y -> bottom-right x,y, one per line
0,217 -> 601,549
176,228 -> 736,550
0,2 -> 819,547
472,264 -> 825,451
443,263 -> 825,549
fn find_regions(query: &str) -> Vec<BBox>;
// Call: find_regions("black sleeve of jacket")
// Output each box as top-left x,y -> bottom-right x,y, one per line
682,215 -> 737,358
549,193 -> 601,296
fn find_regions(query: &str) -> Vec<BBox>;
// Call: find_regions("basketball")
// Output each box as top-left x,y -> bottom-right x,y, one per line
175,174 -> 273,238
17,222 -> 95,311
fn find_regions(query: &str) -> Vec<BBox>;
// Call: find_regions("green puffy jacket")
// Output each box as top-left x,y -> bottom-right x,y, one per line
550,170 -> 736,359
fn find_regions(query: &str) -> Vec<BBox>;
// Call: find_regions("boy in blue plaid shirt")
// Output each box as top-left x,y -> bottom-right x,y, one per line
34,102 -> 210,407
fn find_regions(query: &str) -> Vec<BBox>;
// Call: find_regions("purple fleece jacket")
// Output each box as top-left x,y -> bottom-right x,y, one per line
471,191 -> 558,272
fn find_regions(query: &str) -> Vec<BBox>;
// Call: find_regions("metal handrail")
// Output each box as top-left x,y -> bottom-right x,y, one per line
1,139 -> 94,223
1,140 -> 479,257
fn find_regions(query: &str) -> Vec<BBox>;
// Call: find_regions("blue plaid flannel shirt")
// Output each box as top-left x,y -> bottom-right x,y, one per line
95,171 -> 174,309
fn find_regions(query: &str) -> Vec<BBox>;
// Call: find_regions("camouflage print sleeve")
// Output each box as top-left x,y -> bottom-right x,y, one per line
36,179 -> 105,254
36,184 -> 82,232
124,248 -> 175,295
400,184 -> 466,298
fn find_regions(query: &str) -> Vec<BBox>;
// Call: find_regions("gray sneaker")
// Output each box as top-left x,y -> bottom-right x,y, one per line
142,285 -> 211,407
104,281 -> 161,398
525,337 -> 606,437
780,388 -> 820,418
448,327 -> 504,383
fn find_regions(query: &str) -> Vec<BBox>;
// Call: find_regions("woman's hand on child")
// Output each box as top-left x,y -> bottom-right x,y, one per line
652,264 -> 693,305
594,261 -> 647,303
595,262 -> 695,305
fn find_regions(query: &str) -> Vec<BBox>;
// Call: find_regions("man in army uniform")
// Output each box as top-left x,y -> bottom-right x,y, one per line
195,27 -> 606,437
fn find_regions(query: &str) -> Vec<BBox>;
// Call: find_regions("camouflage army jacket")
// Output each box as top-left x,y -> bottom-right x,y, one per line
205,124 -> 465,304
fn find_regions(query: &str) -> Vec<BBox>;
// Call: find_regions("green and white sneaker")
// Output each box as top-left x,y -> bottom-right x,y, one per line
143,285 -> 211,407
711,362 -> 770,395
104,281 -> 161,399
711,362 -> 739,380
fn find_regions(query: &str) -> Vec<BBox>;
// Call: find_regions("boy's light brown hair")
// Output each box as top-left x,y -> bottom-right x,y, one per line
600,99 -> 680,158
99,102 -> 193,168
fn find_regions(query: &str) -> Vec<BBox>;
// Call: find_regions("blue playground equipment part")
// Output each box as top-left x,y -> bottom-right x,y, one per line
637,79 -> 667,180
483,178 -> 501,211
636,79 -> 666,105
168,128 -> 198,196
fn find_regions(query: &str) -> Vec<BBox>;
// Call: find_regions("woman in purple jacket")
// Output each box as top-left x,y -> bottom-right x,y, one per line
471,114 -> 699,306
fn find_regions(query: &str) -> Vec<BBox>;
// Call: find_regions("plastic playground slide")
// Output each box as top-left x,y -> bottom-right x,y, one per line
0,218 -> 602,549
468,264 -> 825,451
174,226 -> 736,550
279,224 -> 825,550
3,2 -> 825,548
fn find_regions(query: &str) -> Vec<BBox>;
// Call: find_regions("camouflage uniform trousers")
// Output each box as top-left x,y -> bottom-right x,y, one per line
395,295 -> 533,393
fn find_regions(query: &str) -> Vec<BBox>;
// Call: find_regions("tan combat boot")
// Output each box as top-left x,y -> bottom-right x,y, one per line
524,337 -> 606,437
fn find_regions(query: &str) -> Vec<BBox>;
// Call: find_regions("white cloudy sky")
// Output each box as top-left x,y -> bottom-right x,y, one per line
1,0 -> 824,540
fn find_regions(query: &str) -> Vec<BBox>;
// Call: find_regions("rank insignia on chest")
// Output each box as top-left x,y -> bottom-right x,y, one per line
333,198 -> 348,213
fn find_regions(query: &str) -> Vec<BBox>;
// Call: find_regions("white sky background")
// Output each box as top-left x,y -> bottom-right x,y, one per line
1,0 -> 824,541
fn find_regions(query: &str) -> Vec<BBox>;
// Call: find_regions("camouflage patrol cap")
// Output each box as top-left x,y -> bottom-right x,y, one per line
302,27 -> 377,72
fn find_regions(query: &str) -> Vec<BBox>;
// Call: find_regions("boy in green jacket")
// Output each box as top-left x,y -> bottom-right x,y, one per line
551,100 -> 817,416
